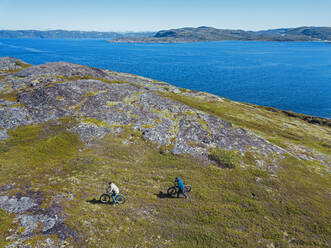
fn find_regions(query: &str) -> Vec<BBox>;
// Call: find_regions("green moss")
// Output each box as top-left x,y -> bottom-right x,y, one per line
106,101 -> 121,107
0,120 -> 82,189
0,209 -> 17,247
51,75 -> 118,84
66,103 -> 81,111
129,114 -> 139,119
320,140 -> 331,149
123,92 -> 141,104
209,148 -> 241,168
0,91 -> 18,102
196,113 -> 212,133
84,90 -> 107,97
267,137 -> 289,149
152,107 -> 177,121
243,150 -> 257,165
5,103 -> 25,108
141,122 -> 158,128
159,143 -> 174,154
52,75 -> 138,87
15,60 -> 31,69
310,221 -> 331,237
82,117 -> 109,127
187,140 -> 200,148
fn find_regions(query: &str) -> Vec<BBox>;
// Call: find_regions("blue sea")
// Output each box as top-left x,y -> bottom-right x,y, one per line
0,38 -> 330,118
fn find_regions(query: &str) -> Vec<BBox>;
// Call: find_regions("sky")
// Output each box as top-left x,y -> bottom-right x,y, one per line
0,0 -> 330,32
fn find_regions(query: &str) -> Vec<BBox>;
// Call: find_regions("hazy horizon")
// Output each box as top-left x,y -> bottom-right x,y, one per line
1,0 -> 330,32
1,25 -> 330,33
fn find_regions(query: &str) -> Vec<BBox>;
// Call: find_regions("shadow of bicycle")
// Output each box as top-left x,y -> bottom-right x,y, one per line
154,191 -> 177,199
86,198 -> 115,205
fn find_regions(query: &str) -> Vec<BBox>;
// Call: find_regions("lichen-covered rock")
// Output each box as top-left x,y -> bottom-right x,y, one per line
0,191 -> 77,247
0,57 -> 284,162
13,61 -> 110,79
0,57 -> 29,72
0,195 -> 37,214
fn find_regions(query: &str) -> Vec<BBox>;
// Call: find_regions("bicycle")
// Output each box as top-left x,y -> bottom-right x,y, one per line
99,185 -> 126,204
167,183 -> 192,196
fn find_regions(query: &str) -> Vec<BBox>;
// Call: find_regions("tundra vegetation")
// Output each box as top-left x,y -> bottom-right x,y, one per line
0,57 -> 330,247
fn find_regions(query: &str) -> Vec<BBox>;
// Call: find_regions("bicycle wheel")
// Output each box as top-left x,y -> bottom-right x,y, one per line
99,194 -> 110,203
167,187 -> 177,195
185,185 -> 192,192
115,194 -> 126,204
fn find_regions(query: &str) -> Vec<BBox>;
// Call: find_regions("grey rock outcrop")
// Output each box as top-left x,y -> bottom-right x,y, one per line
0,57 -> 29,72
0,58 -> 284,162
13,61 -> 110,79
0,191 -> 77,246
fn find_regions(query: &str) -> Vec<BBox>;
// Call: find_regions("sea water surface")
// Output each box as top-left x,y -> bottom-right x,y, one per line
0,38 -> 330,118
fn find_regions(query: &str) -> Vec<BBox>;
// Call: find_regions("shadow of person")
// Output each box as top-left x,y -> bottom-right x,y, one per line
86,198 -> 115,205
154,191 -> 175,199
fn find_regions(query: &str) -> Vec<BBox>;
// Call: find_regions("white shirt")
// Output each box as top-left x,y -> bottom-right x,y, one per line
109,183 -> 119,194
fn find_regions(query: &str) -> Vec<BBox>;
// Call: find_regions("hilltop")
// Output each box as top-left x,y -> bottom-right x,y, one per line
0,57 -> 330,247
109,26 -> 331,43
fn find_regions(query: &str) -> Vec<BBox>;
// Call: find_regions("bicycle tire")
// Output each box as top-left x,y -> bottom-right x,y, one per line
185,185 -> 192,192
167,186 -> 177,195
99,194 -> 110,203
115,194 -> 126,204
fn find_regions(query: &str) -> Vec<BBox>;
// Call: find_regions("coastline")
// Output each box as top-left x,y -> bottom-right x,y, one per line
107,38 -> 331,44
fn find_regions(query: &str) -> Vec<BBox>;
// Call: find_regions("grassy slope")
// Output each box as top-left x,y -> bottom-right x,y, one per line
0,115 -> 330,247
0,64 -> 330,247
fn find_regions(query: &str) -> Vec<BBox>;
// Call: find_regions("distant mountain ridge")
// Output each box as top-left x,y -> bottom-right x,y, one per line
109,26 -> 331,43
0,29 -> 154,39
2,27 -> 330,42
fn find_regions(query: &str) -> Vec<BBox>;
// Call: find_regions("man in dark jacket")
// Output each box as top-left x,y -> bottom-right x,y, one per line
175,177 -> 188,199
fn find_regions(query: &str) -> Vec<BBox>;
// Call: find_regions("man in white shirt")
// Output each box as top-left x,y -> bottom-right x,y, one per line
108,182 -> 120,203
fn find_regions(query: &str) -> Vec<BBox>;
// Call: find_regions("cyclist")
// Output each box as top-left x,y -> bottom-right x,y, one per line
174,177 -> 188,199
108,182 -> 120,203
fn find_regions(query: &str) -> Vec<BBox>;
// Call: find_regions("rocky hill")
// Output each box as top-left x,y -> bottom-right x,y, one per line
109,26 -> 331,43
0,57 -> 330,247
0,30 -> 154,39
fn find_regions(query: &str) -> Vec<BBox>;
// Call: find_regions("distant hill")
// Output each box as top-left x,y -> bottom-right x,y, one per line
282,26 -> 331,41
0,30 -> 154,39
3,27 -> 330,42
109,26 -> 331,43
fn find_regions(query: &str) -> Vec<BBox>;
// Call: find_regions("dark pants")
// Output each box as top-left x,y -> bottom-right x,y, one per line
177,188 -> 188,199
